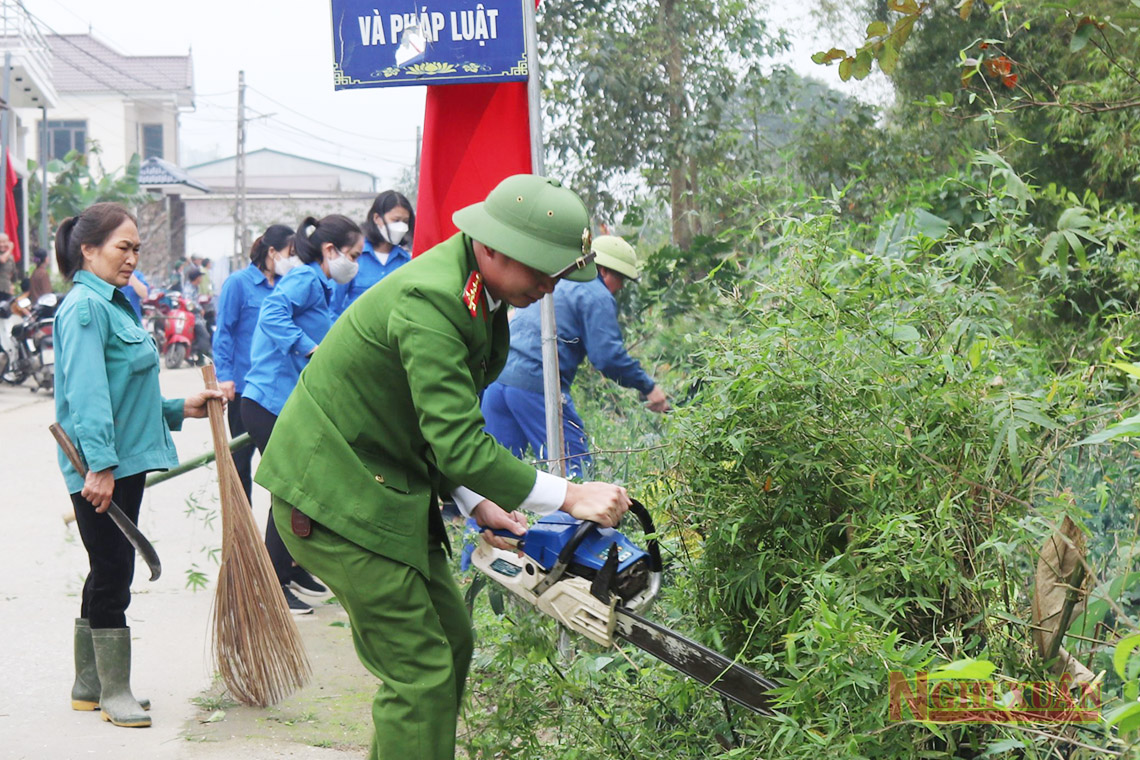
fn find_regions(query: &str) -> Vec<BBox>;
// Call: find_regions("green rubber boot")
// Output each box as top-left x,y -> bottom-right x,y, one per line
71,620 -> 150,712
90,627 -> 151,728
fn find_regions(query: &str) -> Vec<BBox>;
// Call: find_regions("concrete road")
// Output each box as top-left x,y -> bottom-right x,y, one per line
0,367 -> 369,759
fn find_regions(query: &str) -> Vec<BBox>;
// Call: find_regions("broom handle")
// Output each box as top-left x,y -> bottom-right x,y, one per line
200,366 -> 233,469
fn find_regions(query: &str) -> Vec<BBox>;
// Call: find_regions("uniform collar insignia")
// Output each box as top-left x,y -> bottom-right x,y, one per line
463,271 -> 483,318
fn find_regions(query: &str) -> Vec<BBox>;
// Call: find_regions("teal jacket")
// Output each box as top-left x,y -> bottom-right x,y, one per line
54,270 -> 184,493
256,233 -> 538,577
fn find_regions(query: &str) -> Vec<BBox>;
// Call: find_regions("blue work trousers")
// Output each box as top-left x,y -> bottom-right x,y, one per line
481,382 -> 592,479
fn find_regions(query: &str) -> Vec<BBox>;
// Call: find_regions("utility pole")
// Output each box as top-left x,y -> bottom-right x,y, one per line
413,125 -> 421,193
233,70 -> 248,267
40,106 -> 48,251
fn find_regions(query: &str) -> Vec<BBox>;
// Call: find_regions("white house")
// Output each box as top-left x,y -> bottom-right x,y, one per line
23,33 -> 194,173
184,148 -> 380,268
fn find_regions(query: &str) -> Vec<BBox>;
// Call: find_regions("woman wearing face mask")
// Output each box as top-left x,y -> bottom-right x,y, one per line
211,224 -> 295,502
330,190 -> 414,320
242,214 -> 363,614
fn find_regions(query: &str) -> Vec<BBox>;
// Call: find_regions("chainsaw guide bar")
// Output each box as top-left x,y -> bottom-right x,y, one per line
470,500 -> 777,715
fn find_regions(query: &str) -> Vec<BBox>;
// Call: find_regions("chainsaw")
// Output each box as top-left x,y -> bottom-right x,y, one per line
470,499 -> 778,715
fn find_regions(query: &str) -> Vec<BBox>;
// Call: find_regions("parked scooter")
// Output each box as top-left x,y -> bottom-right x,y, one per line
1,292 -> 59,393
161,291 -> 210,369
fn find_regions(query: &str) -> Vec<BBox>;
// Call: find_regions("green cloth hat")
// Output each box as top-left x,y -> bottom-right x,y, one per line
453,174 -> 597,282
592,235 -> 639,281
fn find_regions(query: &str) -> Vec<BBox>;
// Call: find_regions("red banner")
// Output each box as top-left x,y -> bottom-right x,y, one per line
413,81 -> 532,255
6,152 -> 20,263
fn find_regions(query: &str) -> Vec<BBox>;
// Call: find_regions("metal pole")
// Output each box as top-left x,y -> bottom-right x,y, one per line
233,70 -> 246,265
40,106 -> 47,251
523,0 -> 565,477
0,51 -> 11,238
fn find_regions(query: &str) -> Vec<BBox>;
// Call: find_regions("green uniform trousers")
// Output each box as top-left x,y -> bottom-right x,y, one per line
273,497 -> 473,760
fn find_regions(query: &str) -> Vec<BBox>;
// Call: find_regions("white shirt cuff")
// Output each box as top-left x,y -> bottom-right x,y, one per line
452,472 -> 568,519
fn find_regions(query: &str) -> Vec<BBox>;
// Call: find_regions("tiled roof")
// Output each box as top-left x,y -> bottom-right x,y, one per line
138,157 -> 210,193
47,34 -> 192,101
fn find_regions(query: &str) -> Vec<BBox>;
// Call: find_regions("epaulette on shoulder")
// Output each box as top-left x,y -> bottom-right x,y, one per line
76,298 -> 92,327
462,271 -> 483,318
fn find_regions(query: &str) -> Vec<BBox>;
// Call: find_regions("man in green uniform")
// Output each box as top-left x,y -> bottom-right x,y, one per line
255,174 -> 631,760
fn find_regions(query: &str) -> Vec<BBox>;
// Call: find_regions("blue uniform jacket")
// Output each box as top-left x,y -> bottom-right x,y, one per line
54,270 -> 184,492
494,275 -> 656,396
212,264 -> 276,394
118,269 -> 149,320
330,240 -> 410,319
242,261 -> 334,416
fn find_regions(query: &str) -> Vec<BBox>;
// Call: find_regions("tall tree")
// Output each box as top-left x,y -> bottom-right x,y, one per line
539,0 -> 780,248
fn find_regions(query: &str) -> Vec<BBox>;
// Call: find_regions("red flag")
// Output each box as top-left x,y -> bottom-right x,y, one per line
413,81 -> 532,255
5,152 -> 20,263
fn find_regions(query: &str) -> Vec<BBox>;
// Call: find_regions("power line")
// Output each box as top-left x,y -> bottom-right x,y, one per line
247,85 -> 416,144
254,118 -> 408,167
19,1 -> 180,97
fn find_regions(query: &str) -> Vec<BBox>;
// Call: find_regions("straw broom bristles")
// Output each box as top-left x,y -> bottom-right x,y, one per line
201,365 -> 310,706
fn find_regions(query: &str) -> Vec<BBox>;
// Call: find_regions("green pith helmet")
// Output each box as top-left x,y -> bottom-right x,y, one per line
453,174 -> 597,282
591,235 -> 639,281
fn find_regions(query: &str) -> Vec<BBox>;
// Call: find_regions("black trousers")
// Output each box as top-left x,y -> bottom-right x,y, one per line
241,397 -> 297,586
71,473 -> 147,629
229,392 -> 254,503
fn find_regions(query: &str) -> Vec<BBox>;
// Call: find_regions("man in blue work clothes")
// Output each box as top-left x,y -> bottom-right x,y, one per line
483,235 -> 669,477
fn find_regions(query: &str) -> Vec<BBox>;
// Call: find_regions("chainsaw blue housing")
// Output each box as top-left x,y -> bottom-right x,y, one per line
522,511 -> 649,575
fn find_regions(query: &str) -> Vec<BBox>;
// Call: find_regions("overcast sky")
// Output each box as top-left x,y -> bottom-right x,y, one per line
26,0 -> 426,188
24,0 -> 879,190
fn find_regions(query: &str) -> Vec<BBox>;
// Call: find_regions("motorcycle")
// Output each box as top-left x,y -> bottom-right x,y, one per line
0,292 -> 59,393
160,291 -> 210,369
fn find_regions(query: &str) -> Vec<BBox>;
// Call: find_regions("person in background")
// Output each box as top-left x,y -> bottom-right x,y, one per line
330,190 -> 414,319
242,214 -> 362,615
167,258 -> 186,293
483,235 -> 669,478
0,233 -> 16,295
119,269 -> 149,322
212,224 -> 294,502
198,257 -> 214,297
52,202 -> 223,728
256,174 -> 631,759
28,248 -> 53,303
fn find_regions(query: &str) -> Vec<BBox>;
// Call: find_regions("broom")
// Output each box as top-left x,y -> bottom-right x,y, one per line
201,365 -> 310,706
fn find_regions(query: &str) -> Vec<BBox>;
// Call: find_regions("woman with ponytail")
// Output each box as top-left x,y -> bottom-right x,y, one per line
52,202 -> 224,728
241,214 -> 362,614
211,224 -> 295,501
330,190 -> 414,319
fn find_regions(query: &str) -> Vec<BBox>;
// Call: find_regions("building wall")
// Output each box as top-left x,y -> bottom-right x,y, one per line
16,93 -> 181,175
188,152 -> 377,194
184,192 -> 376,270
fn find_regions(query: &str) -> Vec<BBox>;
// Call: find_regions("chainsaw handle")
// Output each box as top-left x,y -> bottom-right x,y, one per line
628,499 -> 663,573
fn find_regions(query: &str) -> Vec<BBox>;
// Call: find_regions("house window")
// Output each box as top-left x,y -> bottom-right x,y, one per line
45,120 -> 87,161
142,124 -> 164,160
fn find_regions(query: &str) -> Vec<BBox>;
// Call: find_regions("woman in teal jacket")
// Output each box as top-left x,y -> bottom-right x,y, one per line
54,202 -> 222,729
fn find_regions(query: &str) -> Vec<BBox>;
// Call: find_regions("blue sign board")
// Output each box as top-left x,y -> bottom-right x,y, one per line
331,1 -> 528,89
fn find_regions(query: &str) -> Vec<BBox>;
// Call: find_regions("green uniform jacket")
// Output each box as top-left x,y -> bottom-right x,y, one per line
255,233 -> 539,577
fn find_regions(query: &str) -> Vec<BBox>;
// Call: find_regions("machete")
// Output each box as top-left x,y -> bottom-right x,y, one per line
50,423 -> 162,581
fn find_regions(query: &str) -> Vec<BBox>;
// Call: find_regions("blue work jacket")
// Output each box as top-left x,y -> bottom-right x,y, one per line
330,240 -> 410,319
242,261 -> 334,416
494,275 -> 656,396
212,264 -> 277,395
54,270 -> 184,493
118,269 -> 149,320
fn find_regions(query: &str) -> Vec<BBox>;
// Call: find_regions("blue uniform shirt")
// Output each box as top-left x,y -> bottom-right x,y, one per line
494,275 -> 656,396
242,261 -> 334,416
330,239 -> 410,319
54,270 -> 184,493
118,269 -> 149,320
212,264 -> 276,395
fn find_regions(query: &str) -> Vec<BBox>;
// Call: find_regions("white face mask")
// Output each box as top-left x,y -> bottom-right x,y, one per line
274,254 -> 301,276
379,221 -> 409,246
328,252 -> 359,284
